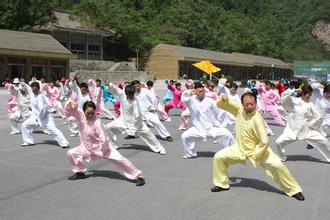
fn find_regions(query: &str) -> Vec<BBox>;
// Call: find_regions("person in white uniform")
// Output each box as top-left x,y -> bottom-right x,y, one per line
275,85 -> 330,162
311,83 -> 330,137
106,83 -> 166,154
66,79 -> 92,136
131,80 -> 173,142
180,82 -> 235,159
20,81 -> 69,148
8,79 -> 31,134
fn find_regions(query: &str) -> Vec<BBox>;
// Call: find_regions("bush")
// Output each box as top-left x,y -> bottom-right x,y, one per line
240,79 -> 247,87
225,75 -> 233,83
199,77 -> 208,84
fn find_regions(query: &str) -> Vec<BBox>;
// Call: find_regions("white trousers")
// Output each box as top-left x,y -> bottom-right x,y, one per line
275,129 -> 330,162
22,115 -> 69,146
143,112 -> 170,138
106,118 -> 165,153
181,126 -> 235,157
9,111 -> 26,133
321,116 -> 330,137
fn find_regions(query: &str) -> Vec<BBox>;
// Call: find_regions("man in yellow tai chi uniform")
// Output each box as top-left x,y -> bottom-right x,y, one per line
212,92 -> 304,201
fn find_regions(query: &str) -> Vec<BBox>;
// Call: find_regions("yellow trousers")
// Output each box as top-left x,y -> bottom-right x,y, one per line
213,145 -> 302,196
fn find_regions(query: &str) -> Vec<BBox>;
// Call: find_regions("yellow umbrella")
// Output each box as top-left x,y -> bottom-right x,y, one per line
193,60 -> 221,74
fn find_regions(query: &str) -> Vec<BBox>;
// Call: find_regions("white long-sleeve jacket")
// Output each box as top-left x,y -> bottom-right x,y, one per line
108,83 -> 143,131
9,84 -> 31,119
181,90 -> 219,138
134,88 -> 158,115
281,89 -> 322,139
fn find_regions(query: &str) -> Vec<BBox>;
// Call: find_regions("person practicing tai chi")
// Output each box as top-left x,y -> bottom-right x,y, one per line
66,79 -> 92,136
105,83 -> 166,155
8,80 -> 31,134
20,81 -> 69,148
87,79 -> 115,120
275,85 -> 330,162
131,80 -> 173,142
212,92 -> 305,201
65,100 -> 145,186
311,83 -> 330,137
257,80 -> 286,126
180,82 -> 235,159
146,80 -> 171,122
164,81 -> 186,115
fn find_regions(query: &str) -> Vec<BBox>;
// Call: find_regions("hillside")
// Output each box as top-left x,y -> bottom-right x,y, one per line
1,0 -> 329,62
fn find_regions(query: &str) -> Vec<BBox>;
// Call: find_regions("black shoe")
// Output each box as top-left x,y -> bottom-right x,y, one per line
211,186 -> 229,192
136,177 -> 145,186
68,172 -> 86,180
124,135 -> 136,139
292,192 -> 305,201
166,136 -> 173,142
306,144 -> 314,149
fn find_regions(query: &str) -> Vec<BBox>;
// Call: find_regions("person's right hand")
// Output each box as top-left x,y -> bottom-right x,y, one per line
220,93 -> 229,101
69,101 -> 78,110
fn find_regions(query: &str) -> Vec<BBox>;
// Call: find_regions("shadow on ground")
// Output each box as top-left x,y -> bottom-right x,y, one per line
88,170 -> 135,183
229,176 -> 285,195
286,154 -> 329,164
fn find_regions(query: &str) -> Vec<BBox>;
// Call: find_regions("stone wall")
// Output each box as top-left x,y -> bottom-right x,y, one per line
70,59 -> 115,71
69,70 -> 154,84
312,20 -> 330,50
69,60 -> 154,83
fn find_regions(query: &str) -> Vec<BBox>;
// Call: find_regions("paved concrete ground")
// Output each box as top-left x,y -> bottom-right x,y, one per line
0,86 -> 329,220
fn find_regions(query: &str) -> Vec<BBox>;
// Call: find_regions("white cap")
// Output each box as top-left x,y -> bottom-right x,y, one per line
13,78 -> 20,84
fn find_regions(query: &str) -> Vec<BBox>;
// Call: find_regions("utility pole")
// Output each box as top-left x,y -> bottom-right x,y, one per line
136,48 -> 139,71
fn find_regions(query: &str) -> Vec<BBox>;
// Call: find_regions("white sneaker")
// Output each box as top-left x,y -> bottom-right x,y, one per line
280,156 -> 287,162
159,149 -> 166,155
21,142 -> 34,146
42,130 -> 51,135
182,155 -> 197,159
10,131 -> 20,135
70,133 -> 78,137
213,140 -> 218,144
178,127 -> 187,130
60,144 -> 70,148
164,118 -> 171,122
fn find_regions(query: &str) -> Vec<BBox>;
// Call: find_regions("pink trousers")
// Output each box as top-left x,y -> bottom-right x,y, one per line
67,145 -> 142,180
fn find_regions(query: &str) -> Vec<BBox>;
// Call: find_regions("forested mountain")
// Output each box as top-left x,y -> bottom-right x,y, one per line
1,0 -> 329,62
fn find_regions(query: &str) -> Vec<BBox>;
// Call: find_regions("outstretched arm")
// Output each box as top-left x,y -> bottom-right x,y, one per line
216,93 -> 241,117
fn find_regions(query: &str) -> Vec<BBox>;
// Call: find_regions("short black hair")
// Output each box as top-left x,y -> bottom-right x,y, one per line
96,79 -> 101,83
229,82 -> 238,89
131,80 -> 140,86
251,88 -> 258,96
83,101 -> 96,111
265,80 -> 271,86
30,82 -> 40,89
194,82 -> 204,89
79,82 -> 88,89
146,80 -> 153,87
175,82 -> 181,87
241,92 -> 257,104
125,85 -> 135,96
301,85 -> 313,95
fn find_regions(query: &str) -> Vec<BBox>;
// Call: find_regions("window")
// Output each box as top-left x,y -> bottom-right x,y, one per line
71,43 -> 85,55
88,45 -> 100,56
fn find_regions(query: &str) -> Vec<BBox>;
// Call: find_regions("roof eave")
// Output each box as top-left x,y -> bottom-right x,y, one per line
34,24 -> 115,37
0,48 -> 77,59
